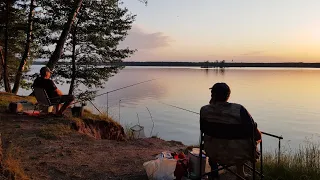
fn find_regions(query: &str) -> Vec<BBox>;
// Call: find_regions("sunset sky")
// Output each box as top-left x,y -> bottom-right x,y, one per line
121,0 -> 320,62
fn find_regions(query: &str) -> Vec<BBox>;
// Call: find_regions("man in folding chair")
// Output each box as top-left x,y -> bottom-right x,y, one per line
200,82 -> 262,180
32,66 -> 75,116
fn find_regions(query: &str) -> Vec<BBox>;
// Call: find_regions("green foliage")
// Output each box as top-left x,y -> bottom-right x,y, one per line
1,0 -> 140,93
37,0 -> 135,100
0,0 -> 39,88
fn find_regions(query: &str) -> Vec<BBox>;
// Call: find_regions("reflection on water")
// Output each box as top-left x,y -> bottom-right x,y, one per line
203,68 -> 225,76
23,66 -> 320,150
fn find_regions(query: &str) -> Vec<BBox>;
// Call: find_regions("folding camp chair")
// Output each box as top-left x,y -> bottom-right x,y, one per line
33,87 -> 61,114
199,120 -> 264,180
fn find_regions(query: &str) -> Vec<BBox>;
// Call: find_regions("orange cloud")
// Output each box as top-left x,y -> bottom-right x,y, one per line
120,26 -> 172,49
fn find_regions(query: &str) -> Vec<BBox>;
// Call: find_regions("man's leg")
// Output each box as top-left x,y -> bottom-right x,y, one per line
208,158 -> 219,178
56,104 -> 61,114
56,95 -> 75,115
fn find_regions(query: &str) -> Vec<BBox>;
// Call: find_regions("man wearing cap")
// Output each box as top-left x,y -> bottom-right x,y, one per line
32,66 -> 75,116
200,82 -> 261,179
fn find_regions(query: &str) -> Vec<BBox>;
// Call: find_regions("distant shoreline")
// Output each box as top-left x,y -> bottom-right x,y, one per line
32,61 -> 320,68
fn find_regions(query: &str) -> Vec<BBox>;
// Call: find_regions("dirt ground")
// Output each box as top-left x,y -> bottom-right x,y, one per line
0,113 -> 244,180
0,113 -> 186,180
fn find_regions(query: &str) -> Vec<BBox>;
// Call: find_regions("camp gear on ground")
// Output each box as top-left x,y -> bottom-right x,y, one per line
188,148 -> 206,178
143,151 -> 177,180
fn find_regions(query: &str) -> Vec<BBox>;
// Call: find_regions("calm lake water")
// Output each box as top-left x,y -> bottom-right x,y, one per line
22,65 -> 320,151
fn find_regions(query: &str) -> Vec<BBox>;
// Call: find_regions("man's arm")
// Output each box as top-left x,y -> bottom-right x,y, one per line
55,88 -> 63,96
48,79 -> 63,96
240,106 -> 262,141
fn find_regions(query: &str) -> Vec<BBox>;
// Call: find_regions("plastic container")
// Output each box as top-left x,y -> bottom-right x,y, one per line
188,148 -> 206,179
71,106 -> 84,117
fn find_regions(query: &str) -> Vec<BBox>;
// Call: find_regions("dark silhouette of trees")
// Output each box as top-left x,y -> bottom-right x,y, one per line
48,0 -> 135,99
1,0 -> 146,95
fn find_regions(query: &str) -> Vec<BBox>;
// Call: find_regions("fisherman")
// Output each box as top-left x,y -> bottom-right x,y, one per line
200,82 -> 261,179
32,66 -> 75,116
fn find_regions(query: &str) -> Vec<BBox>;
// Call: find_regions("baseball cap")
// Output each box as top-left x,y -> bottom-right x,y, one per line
40,66 -> 52,76
209,82 -> 231,95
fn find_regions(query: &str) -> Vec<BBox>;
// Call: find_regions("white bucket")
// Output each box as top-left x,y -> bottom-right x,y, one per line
40,105 -> 53,113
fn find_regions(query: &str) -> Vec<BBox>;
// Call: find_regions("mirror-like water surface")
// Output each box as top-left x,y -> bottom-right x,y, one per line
23,66 -> 320,150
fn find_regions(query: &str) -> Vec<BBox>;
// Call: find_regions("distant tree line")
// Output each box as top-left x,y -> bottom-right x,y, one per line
0,0 -> 146,99
33,61 -> 320,68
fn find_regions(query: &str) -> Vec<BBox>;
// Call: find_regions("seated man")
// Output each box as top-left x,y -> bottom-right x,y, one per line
32,66 -> 74,116
200,82 -> 261,178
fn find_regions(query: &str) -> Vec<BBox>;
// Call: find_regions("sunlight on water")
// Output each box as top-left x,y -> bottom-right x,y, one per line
23,66 -> 320,150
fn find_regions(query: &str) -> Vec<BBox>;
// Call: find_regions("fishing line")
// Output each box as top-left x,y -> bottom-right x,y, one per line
88,100 -> 103,115
158,101 -> 199,115
159,101 -> 283,138
71,78 -> 156,105
94,78 -> 156,98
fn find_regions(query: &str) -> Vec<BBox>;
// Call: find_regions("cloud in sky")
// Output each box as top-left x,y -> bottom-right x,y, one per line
120,26 -> 171,50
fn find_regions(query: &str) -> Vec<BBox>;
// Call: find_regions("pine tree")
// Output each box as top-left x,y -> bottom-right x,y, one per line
12,0 -> 36,94
0,0 -> 27,92
39,0 -> 135,100
0,0 -> 40,93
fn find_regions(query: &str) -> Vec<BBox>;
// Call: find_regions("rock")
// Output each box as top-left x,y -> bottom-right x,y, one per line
8,102 -> 24,113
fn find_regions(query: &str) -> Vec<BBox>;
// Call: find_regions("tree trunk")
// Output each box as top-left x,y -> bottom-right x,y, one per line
11,0 -> 35,94
0,46 -> 4,82
68,25 -> 77,95
3,1 -> 11,93
46,0 -> 83,70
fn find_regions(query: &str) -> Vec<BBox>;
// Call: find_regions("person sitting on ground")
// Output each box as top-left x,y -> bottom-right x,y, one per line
32,66 -> 74,116
200,82 -> 261,179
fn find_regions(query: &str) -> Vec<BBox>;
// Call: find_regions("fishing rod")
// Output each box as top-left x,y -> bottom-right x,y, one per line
95,78 -> 156,98
159,101 -> 199,115
72,79 -> 156,114
159,101 -> 283,139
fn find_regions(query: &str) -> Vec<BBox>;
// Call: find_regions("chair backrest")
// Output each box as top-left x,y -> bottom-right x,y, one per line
200,120 -> 255,140
200,120 -> 257,165
33,87 -> 51,106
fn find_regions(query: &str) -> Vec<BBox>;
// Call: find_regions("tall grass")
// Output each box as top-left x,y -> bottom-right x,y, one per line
2,144 -> 29,179
262,141 -> 320,180
123,123 -> 135,140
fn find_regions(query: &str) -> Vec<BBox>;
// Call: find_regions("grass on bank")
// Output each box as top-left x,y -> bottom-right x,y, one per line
262,142 -> 320,180
0,92 -> 118,123
70,108 -> 120,125
0,92 -> 121,140
37,124 -> 73,140
0,92 -> 36,112
2,144 -> 29,180
184,143 -> 320,180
